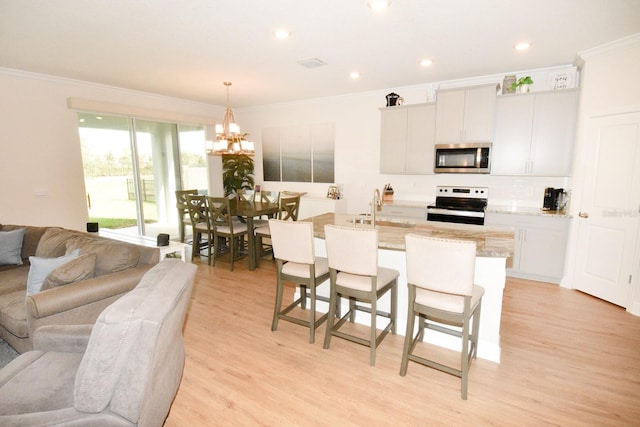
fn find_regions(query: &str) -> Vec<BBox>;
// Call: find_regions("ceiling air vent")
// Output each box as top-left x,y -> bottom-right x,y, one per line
296,58 -> 327,69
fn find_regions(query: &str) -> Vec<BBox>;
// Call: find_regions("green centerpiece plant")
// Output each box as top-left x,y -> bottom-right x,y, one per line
222,154 -> 255,197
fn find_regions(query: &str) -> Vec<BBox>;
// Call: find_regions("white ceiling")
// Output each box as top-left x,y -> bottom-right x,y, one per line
1,0 -> 639,107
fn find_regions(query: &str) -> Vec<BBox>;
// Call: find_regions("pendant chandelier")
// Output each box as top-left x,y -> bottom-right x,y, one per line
207,82 -> 254,156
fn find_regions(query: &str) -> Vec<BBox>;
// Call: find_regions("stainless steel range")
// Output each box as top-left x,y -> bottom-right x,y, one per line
427,186 -> 488,225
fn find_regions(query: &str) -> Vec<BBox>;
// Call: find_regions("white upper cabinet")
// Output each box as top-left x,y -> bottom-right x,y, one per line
380,103 -> 436,174
435,84 -> 497,143
492,89 -> 579,176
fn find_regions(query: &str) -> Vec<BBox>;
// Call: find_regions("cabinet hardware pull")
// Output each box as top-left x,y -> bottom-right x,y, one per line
578,212 -> 589,218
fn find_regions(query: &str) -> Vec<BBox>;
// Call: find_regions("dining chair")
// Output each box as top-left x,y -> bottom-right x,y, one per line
323,224 -> 399,366
185,194 -> 213,264
254,191 -> 290,261
175,189 -> 198,243
269,219 -> 332,343
279,193 -> 301,221
400,234 -> 485,400
253,191 -> 281,228
207,196 -> 249,271
238,189 -> 256,202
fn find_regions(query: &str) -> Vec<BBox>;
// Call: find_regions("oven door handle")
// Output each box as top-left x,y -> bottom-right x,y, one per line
426,208 -> 485,218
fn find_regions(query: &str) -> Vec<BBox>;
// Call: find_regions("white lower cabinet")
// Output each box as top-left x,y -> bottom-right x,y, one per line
485,212 -> 570,283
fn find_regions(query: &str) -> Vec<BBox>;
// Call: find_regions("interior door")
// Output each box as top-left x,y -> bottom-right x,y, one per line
574,112 -> 640,307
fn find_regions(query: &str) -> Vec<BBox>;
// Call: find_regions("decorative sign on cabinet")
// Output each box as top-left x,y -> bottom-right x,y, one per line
379,103 -> 436,175
435,84 -> 497,144
491,89 -> 579,176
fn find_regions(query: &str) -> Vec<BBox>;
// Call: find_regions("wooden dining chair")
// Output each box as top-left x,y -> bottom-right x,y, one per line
279,193 -> 301,221
207,196 -> 249,271
253,191 -> 281,227
255,192 -> 301,260
175,189 -> 198,243
238,189 -> 256,202
185,194 -> 213,264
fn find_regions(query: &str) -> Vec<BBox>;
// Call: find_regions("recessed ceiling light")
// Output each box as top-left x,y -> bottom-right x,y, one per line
368,0 -> 391,12
515,42 -> 531,51
420,58 -> 433,67
273,29 -> 291,40
350,71 -> 361,79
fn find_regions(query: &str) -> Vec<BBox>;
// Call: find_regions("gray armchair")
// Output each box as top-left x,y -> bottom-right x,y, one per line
0,259 -> 196,426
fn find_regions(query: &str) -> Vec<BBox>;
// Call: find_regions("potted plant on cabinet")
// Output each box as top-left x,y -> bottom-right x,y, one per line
511,76 -> 534,93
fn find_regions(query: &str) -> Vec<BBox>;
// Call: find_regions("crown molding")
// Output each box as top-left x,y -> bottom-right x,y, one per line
578,33 -> 640,59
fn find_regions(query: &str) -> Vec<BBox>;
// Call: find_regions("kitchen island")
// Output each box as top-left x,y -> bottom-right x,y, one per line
304,212 -> 515,363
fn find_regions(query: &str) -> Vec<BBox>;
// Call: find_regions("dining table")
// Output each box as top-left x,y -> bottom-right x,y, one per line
230,198 -> 280,270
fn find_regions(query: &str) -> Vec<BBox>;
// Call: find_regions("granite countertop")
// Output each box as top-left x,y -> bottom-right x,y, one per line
486,205 -> 572,218
306,213 -> 514,259
381,199 -> 431,208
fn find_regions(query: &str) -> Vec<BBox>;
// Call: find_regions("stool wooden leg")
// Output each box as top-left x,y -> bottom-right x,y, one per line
323,270 -> 338,350
400,285 -> 416,376
370,296 -> 377,366
309,284 -> 316,344
272,265 -> 284,332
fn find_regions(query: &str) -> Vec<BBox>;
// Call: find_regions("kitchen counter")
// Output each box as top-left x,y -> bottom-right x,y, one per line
487,205 -> 572,218
304,212 -> 515,363
307,212 -> 514,259
381,199 -> 431,209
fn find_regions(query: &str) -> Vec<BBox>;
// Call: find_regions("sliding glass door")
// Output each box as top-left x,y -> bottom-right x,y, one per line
78,113 -> 207,238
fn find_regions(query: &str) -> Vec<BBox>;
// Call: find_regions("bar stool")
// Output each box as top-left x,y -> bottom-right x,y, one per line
323,224 -> 398,366
269,219 -> 330,343
400,234 -> 485,400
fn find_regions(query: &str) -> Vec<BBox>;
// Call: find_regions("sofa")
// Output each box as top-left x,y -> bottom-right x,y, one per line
0,224 -> 160,353
0,259 -> 196,426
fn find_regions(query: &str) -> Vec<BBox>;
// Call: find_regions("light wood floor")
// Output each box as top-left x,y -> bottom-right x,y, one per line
164,257 -> 640,426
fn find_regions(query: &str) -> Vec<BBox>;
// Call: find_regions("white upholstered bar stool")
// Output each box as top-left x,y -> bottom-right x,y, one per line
400,234 -> 485,400
323,224 -> 398,366
269,219 -> 331,344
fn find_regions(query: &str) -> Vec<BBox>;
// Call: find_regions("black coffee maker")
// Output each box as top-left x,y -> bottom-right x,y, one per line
543,187 -> 565,211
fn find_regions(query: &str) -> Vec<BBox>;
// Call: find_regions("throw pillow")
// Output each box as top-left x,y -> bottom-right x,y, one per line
41,252 -> 97,290
0,228 -> 25,265
66,237 -> 140,276
26,249 -> 80,296
35,227 -> 72,258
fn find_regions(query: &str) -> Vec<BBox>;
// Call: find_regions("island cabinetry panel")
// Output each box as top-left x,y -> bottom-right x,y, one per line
380,103 -> 435,174
485,212 -> 570,283
492,89 -> 578,176
435,84 -> 496,143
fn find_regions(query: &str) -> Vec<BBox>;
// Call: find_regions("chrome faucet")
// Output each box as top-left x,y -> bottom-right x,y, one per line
372,188 -> 381,226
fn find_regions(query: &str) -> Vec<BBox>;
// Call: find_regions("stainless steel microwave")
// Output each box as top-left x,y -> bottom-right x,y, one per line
434,143 -> 491,173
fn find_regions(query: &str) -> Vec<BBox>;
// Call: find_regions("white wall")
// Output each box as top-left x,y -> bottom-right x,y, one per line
564,35 -> 640,305
0,68 -> 224,230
